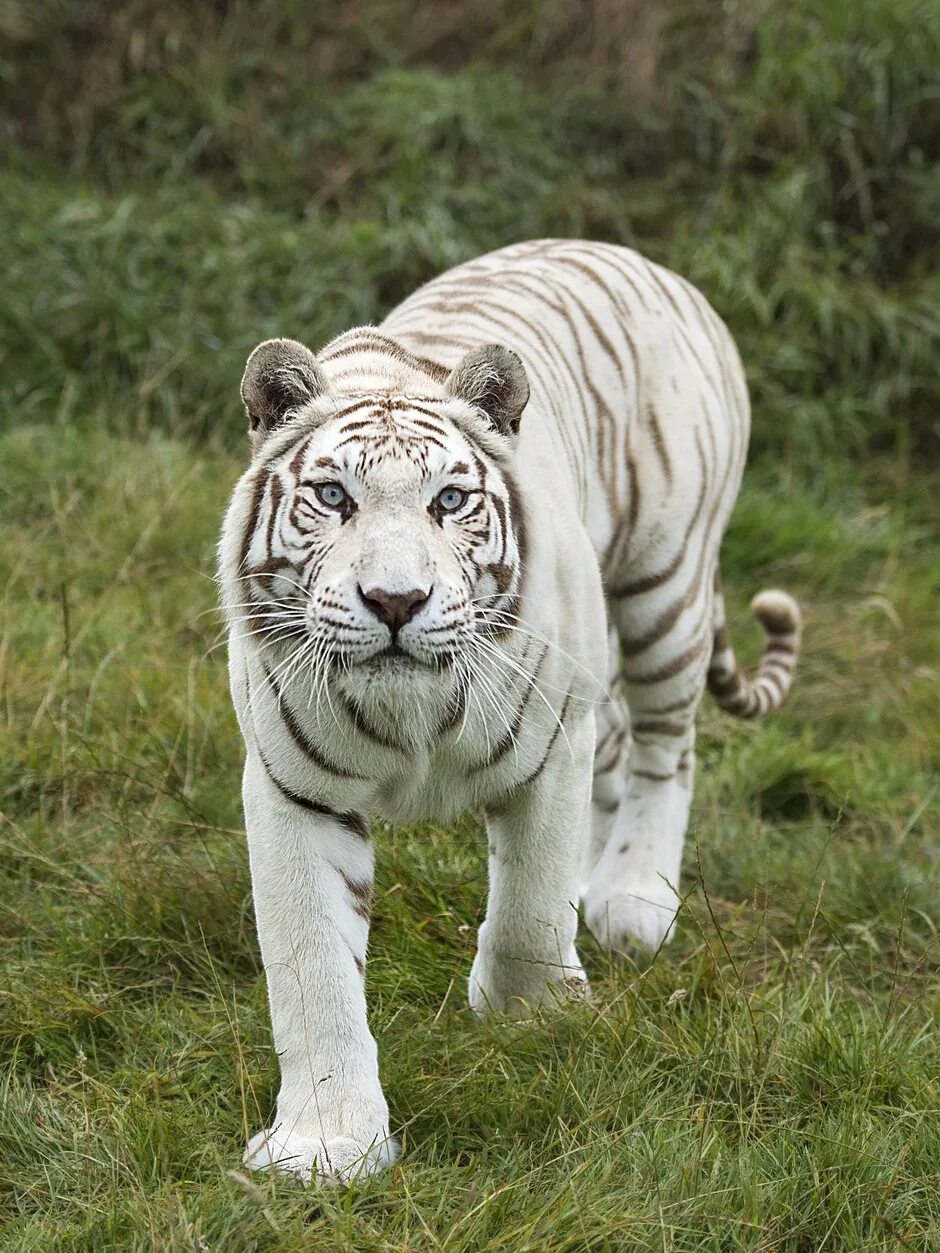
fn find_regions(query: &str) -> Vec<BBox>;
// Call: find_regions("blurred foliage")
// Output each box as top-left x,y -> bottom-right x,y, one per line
0,0 -> 937,463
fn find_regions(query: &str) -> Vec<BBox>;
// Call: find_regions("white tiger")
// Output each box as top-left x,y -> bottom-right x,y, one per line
218,239 -> 801,1183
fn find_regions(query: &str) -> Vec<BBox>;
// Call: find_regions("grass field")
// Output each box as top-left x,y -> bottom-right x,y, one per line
1,1 -> 938,1248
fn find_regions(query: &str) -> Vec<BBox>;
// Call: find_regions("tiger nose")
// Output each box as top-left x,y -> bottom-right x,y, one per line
358,584 -> 432,631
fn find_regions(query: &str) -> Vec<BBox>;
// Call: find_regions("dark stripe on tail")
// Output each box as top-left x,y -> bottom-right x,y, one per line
707,574 -> 802,718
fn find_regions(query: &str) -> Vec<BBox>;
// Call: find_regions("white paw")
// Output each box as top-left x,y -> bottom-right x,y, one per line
469,942 -> 589,1019
244,1125 -> 398,1184
584,878 -> 680,953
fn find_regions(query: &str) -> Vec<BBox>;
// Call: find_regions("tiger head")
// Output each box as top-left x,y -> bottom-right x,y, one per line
225,332 -> 530,675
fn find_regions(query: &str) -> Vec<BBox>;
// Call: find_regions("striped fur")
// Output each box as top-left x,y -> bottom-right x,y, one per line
218,239 -> 800,1181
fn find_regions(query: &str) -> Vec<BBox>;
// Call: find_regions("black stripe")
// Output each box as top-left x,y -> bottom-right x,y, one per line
341,871 -> 373,919
640,693 -> 700,716
394,404 -> 450,427
322,397 -> 380,424
550,252 -> 618,305
392,329 -> 477,350
647,403 -> 673,487
758,669 -> 787,696
240,467 -> 271,573
437,674 -> 468,734
501,468 -> 528,610
265,476 -> 283,553
479,593 -> 522,638
765,641 -> 796,657
594,799 -> 619,814
341,693 -> 408,753
631,719 -> 687,738
619,584 -> 695,658
470,645 -> 549,772
607,432 -> 707,596
644,262 -> 692,327
706,670 -> 741,699
624,631 -> 709,686
420,286 -> 592,479
761,658 -> 794,679
618,451 -> 640,563
256,745 -> 369,838
512,689 -> 574,792
288,433 -> 316,478
320,335 -> 391,362
324,331 -> 449,383
262,663 -> 368,781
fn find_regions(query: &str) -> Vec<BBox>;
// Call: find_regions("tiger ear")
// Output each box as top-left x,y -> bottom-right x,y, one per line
445,344 -> 529,438
241,338 -> 327,449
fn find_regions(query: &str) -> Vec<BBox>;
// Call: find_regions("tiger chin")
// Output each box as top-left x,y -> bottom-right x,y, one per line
217,239 -> 801,1183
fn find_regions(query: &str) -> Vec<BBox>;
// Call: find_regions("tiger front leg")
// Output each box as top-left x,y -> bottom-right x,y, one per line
471,710 -> 594,1018
241,754 -> 396,1183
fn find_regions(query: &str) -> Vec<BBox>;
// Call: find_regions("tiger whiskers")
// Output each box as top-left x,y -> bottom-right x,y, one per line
456,652 -> 496,759
203,616 -> 306,661
469,652 -> 524,764
452,657 -> 475,746
308,632 -> 345,740
471,599 -> 609,704
466,635 -> 534,756
463,632 -> 575,765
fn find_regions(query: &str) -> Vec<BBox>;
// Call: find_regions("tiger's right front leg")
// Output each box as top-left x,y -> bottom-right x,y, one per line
240,752 -> 396,1184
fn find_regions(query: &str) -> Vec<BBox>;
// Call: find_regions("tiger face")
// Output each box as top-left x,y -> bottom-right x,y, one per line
231,335 -> 530,675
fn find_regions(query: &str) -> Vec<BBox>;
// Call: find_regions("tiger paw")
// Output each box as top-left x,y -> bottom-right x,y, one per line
469,941 -> 589,1019
244,1125 -> 398,1184
583,877 -> 680,953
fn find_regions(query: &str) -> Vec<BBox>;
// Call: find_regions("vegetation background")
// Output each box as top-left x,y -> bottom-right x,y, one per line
1,0 -> 938,1247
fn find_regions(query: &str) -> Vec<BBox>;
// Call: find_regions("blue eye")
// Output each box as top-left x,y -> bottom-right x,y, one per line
436,487 -> 467,513
315,482 -> 349,510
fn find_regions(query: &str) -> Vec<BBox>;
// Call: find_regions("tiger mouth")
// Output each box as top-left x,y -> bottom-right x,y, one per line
352,642 -> 454,672
375,642 -> 412,662
371,644 -> 430,667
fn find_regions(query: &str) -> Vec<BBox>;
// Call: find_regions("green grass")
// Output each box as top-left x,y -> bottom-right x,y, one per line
1,0 -> 939,1247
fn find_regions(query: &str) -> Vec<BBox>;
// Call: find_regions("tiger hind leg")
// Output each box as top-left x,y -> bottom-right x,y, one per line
583,630 -> 629,894
582,575 -> 711,953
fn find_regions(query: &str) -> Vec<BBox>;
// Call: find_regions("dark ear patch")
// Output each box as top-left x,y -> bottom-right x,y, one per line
445,344 -> 529,438
240,338 -> 326,448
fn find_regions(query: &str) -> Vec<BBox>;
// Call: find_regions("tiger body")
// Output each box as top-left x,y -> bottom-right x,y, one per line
219,239 -> 800,1183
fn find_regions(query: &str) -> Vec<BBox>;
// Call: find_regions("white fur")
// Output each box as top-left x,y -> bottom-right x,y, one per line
218,240 -> 798,1181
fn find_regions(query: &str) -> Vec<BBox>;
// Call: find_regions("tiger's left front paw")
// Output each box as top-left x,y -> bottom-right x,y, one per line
469,941 -> 589,1020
